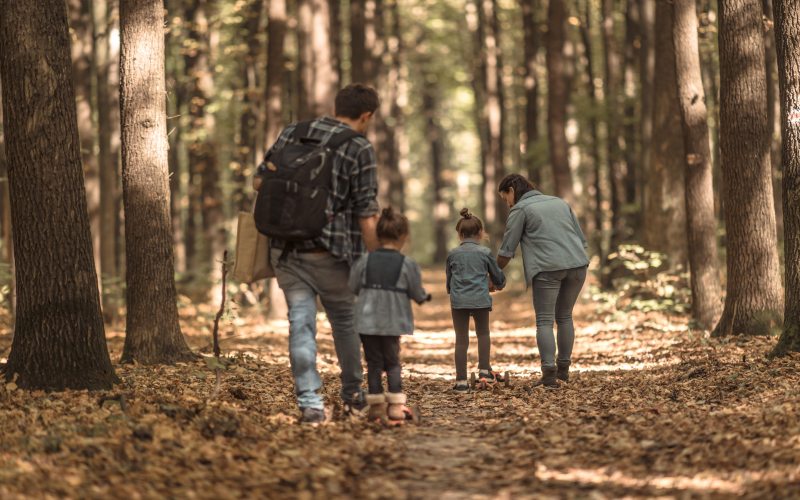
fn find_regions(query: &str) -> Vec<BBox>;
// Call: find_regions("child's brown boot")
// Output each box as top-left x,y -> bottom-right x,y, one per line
385,392 -> 407,421
365,393 -> 387,422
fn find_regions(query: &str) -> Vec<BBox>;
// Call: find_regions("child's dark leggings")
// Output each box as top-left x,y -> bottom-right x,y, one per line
451,308 -> 492,380
360,334 -> 402,394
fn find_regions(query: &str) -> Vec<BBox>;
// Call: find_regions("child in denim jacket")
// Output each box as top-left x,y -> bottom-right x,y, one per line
446,208 -> 506,392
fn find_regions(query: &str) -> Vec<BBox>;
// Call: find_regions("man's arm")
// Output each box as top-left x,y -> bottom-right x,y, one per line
359,215 -> 380,252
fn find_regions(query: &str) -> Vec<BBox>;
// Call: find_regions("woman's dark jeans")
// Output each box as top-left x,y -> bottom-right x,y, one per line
532,266 -> 587,367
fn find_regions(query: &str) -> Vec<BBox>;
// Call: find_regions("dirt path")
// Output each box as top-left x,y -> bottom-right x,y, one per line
1,271 -> 800,498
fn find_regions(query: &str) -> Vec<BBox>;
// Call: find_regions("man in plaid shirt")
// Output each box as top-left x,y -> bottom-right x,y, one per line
254,84 -> 380,424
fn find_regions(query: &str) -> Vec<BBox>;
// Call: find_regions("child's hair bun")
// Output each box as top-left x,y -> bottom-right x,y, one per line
382,206 -> 395,218
460,208 -> 471,219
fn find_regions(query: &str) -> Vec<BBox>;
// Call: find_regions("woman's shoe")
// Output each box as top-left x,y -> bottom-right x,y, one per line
556,360 -> 571,382
533,366 -> 559,389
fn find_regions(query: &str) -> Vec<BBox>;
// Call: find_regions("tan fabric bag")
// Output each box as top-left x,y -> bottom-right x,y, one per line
232,211 -> 274,282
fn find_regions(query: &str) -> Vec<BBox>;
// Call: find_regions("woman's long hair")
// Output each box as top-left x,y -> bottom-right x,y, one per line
498,174 -> 536,203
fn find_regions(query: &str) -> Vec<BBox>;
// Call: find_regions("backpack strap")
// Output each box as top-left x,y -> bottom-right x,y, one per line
291,121 -> 314,142
325,128 -> 362,151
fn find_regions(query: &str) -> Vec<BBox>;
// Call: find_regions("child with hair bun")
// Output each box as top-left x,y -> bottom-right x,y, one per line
349,207 -> 431,424
446,208 -> 506,392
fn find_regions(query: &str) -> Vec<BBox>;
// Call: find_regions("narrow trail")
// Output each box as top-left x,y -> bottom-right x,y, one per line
1,269 -> 799,498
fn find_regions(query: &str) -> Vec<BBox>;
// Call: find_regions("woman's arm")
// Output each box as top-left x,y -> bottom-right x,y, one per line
497,207 -> 524,269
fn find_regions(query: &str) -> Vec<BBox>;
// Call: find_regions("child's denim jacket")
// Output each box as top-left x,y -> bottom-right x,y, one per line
446,240 -> 506,310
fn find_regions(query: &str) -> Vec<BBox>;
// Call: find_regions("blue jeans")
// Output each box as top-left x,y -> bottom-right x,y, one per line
532,266 -> 587,367
272,250 -> 364,410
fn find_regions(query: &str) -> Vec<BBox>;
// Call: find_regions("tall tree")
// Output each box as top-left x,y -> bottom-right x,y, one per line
623,0 -> 640,209
714,0 -> 783,336
0,0 -> 116,389
68,0 -> 101,279
93,0 -> 120,318
265,0 -> 287,144
182,0 -> 222,277
672,0 -> 723,329
643,1 -> 687,265
478,0 -> 507,241
546,0 -> 574,203
602,0 -> 627,247
770,0 -> 799,354
424,79 -> 449,263
236,0 -> 263,211
639,0 -> 655,208
119,0 -> 194,363
297,0 -> 337,119
520,0 -> 541,185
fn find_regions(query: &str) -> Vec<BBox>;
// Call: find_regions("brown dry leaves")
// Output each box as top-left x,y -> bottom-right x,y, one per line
0,271 -> 799,499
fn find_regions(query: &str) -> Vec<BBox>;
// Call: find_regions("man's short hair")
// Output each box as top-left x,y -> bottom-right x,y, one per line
335,84 -> 380,119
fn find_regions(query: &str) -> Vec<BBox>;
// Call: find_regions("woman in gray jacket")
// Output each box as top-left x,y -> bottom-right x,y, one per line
495,174 -> 589,388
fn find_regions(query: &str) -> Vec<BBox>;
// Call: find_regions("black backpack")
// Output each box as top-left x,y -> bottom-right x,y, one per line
254,121 -> 361,241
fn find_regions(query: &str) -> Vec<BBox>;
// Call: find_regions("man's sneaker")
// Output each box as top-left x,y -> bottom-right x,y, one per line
453,380 -> 471,393
343,392 -> 368,416
300,407 -> 327,424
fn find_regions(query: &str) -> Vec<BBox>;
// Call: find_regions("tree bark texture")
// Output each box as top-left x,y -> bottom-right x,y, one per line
119,0 -> 194,364
236,0 -> 263,211
714,0 -> 783,336
423,84 -> 449,263
602,0 -> 627,248
770,0 -> 800,353
297,0 -> 337,119
546,0 -> 574,204
520,0 -> 540,185
182,0 -> 222,277
672,0 -> 724,330
639,0 -> 655,208
94,0 -> 121,318
478,0 -> 507,241
623,0 -> 639,209
643,1 -> 687,265
0,0 -> 117,390
265,0 -> 286,144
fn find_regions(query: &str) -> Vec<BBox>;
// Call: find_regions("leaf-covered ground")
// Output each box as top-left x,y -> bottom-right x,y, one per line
1,270 -> 799,498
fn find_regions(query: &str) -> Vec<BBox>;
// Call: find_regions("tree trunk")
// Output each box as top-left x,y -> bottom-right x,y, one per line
183,0 -> 222,280
479,0 -> 507,241
771,0 -> 800,354
69,0 -> 101,287
0,81 -> 14,319
763,0 -> 783,236
93,0 -> 120,320
672,0 -> 724,330
297,0 -> 337,119
377,0 -> 406,211
165,1 -> 186,274
0,0 -> 117,390
639,0 -> 655,212
424,84 -> 449,263
714,0 -> 783,336
119,0 -> 194,364
643,1 -> 687,266
520,0 -> 541,185
265,0 -> 287,144
623,0 -> 639,211
330,0 -> 342,83
602,0 -> 627,249
546,0 -> 574,203
236,0 -> 263,211
350,0 -> 367,83
579,0 -> 606,273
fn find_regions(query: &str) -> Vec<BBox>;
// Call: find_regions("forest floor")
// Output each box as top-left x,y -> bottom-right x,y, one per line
1,269 -> 800,499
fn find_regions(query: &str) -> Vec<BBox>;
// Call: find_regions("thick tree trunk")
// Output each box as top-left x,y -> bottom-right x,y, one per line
714,0 -> 783,336
672,0 -> 724,330
602,0 -> 627,248
69,0 -> 101,287
479,0 -> 506,242
265,0 -> 286,144
297,0 -> 337,119
771,0 -> 800,354
183,0 -> 222,279
424,85 -> 449,263
643,1 -> 687,266
546,0 -> 574,204
236,0 -> 263,211
579,0 -> 606,273
0,0 -> 117,390
623,0 -> 639,211
119,0 -> 194,364
350,0 -> 367,83
330,0 -> 342,83
520,0 -> 541,185
93,0 -> 120,319
639,0 -> 655,211
377,0 -> 406,211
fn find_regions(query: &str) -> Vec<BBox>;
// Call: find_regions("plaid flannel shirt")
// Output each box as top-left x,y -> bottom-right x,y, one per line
257,117 -> 380,264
